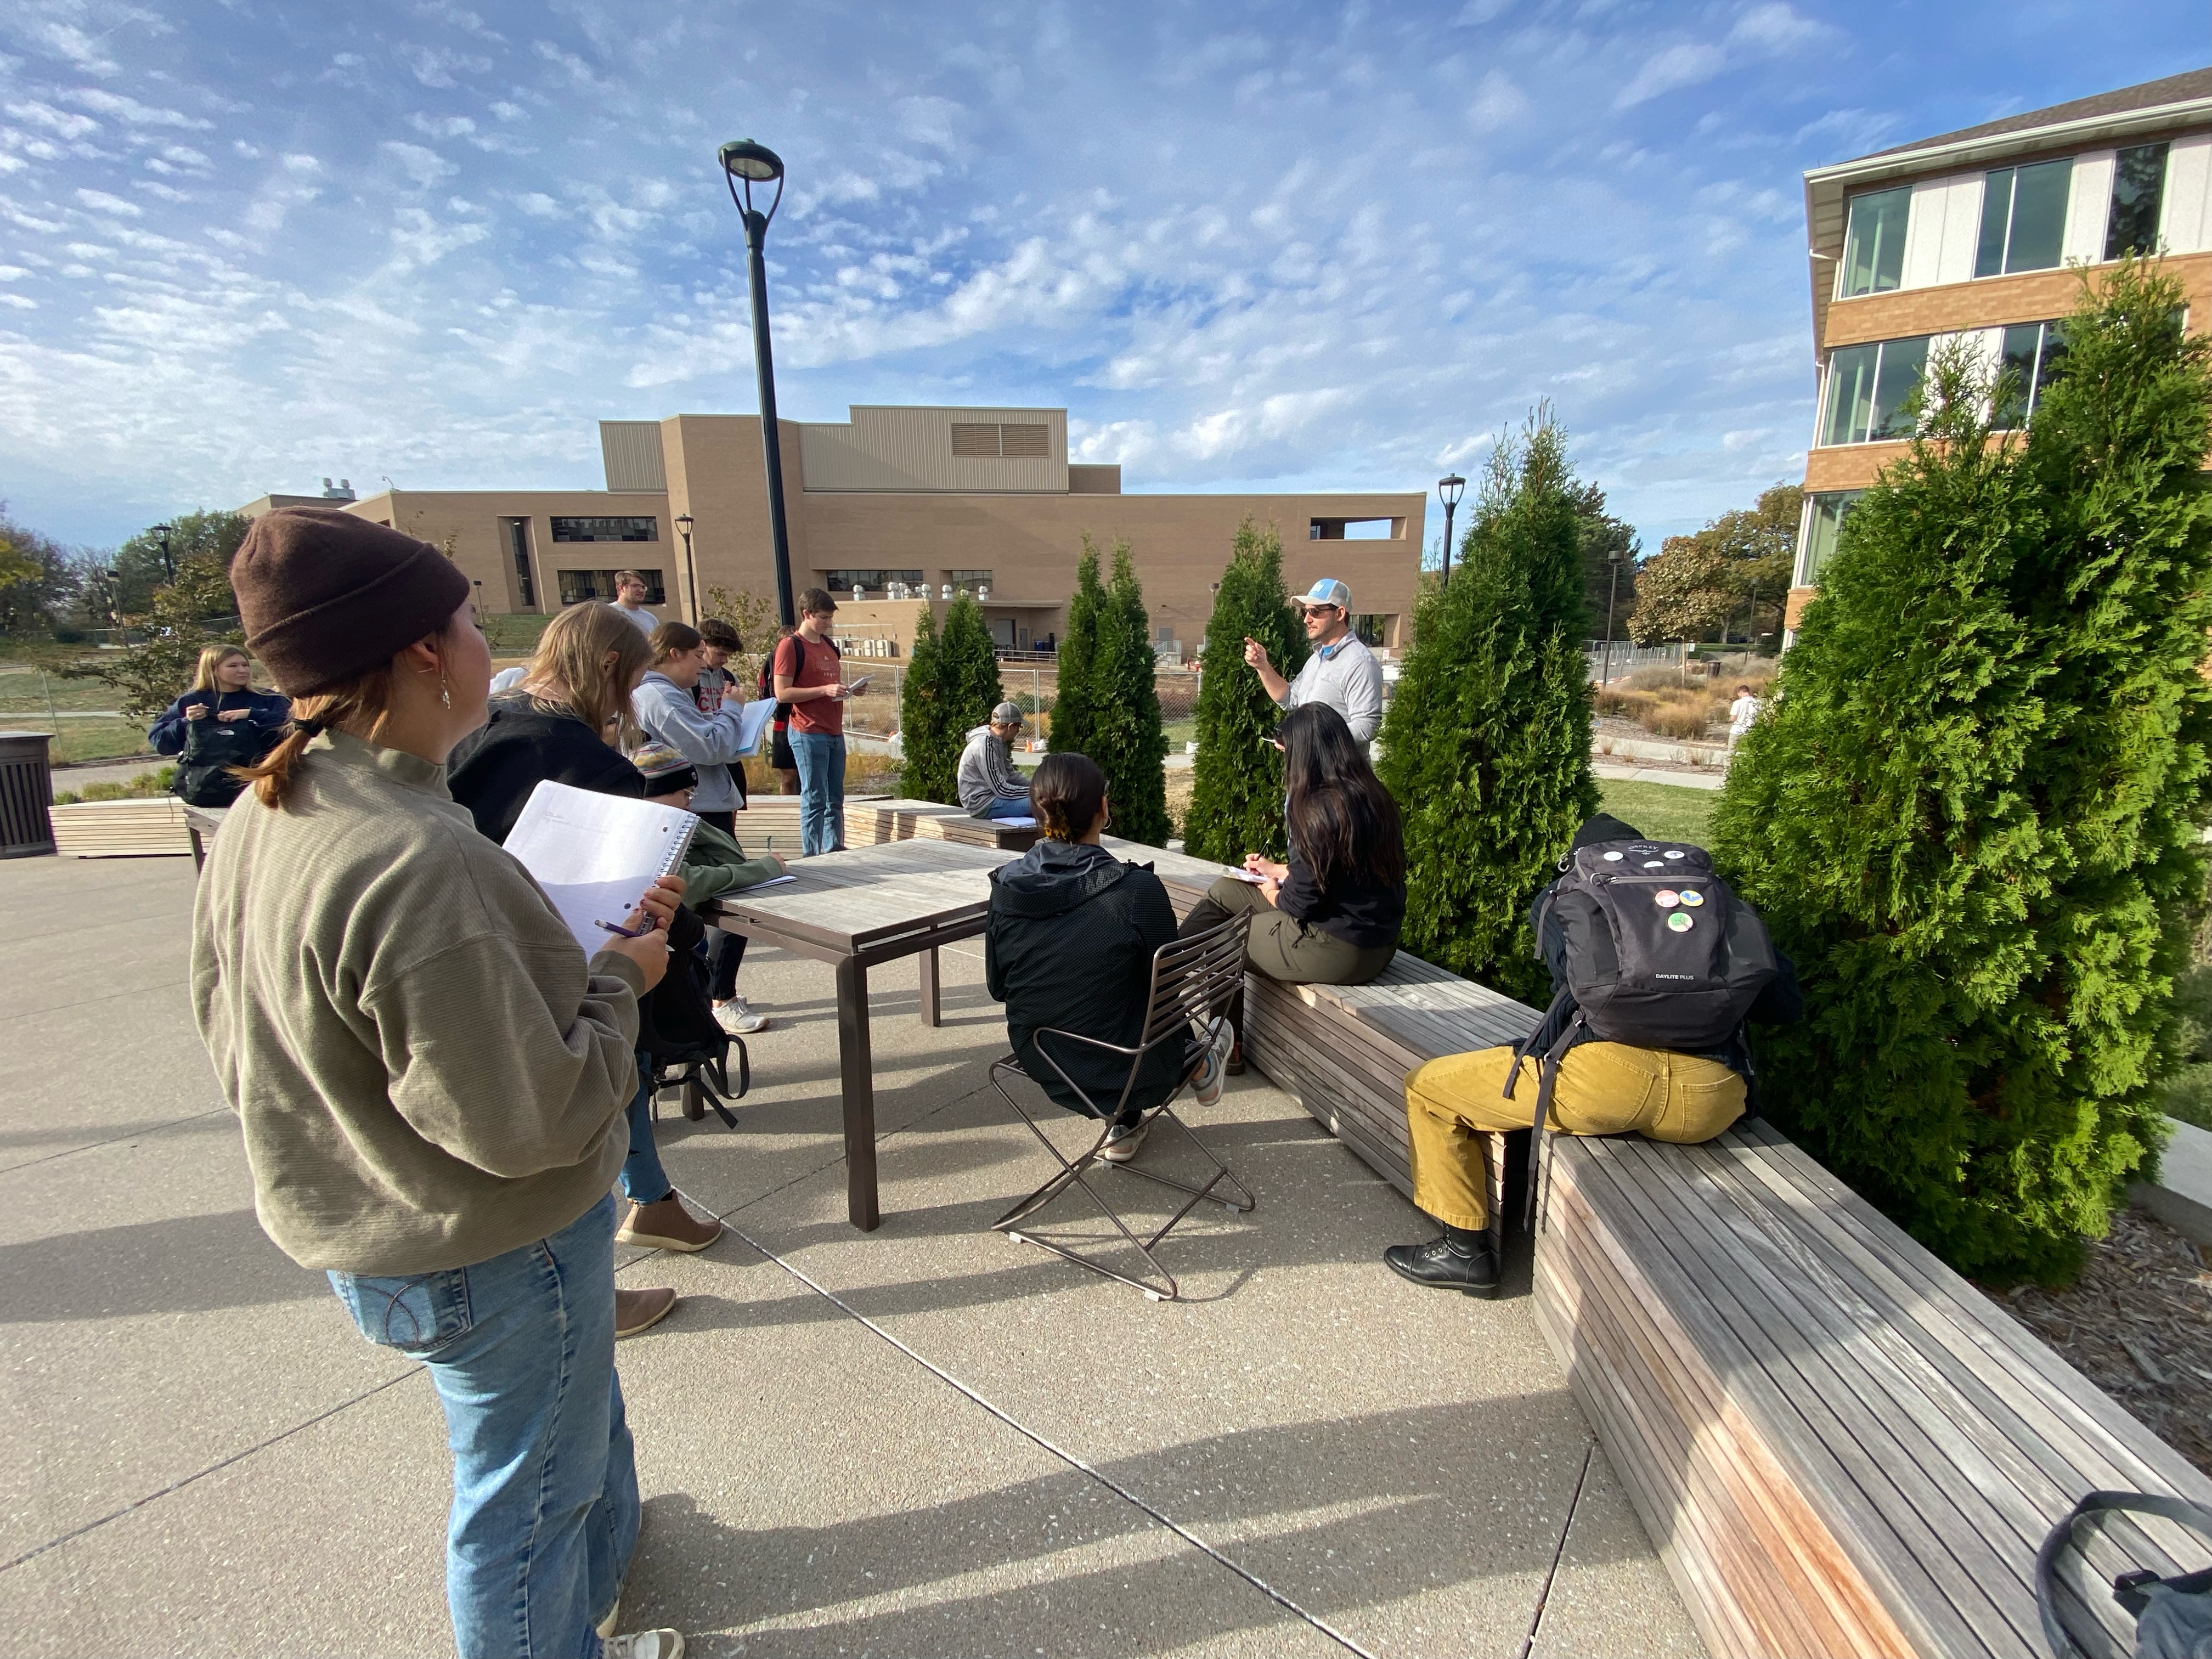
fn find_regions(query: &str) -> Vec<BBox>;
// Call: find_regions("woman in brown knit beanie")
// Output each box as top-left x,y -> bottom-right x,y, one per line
193,507 -> 686,1659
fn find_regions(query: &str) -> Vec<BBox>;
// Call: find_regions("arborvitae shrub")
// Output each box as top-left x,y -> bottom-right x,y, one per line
1376,410 -> 1596,1002
1080,540 -> 1172,847
1184,518 -> 1309,862
1711,262 -> 2212,1282
899,592 -> 1003,803
1050,537 -> 1108,762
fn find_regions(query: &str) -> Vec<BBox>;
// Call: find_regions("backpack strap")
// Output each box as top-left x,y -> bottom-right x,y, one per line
2035,1490 -> 2212,1658
1504,986 -> 1574,1100
1522,1012 -> 1585,1234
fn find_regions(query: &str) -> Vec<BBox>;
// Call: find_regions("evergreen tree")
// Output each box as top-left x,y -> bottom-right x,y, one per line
1376,410 -> 1597,1002
1711,262 -> 2212,1281
1570,482 -> 1639,641
1081,540 -> 1172,846
1185,517 -> 1308,862
1050,535 -> 1109,760
899,592 -> 1005,803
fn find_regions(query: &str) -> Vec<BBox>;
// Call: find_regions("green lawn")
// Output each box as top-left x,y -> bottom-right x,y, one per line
8,719 -> 157,765
1598,778 -> 1717,845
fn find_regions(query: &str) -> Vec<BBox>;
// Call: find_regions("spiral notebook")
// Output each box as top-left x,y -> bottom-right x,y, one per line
503,780 -> 699,956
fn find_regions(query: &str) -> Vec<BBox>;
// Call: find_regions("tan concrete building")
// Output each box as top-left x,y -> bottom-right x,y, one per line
252,404 -> 1424,661
1787,69 -> 2212,631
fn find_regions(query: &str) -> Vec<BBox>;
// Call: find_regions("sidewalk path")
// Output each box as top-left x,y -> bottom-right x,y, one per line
0,853 -> 1702,1658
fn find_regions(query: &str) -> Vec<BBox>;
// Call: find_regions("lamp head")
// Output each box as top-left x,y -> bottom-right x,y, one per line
1437,474 -> 1465,510
675,512 -> 695,532
718,139 -> 783,183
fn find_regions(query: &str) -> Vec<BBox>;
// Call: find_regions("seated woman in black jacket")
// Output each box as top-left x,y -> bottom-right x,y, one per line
985,753 -> 1232,1165
1177,701 -> 1406,1063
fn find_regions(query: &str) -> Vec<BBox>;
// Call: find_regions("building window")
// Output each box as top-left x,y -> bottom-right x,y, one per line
1797,492 -> 1865,587
504,518 -> 535,608
945,569 -> 992,594
2106,142 -> 2169,260
1821,336 -> 1929,445
1993,320 -> 2068,428
949,422 -> 1049,458
557,568 -> 664,606
1974,159 -> 2072,277
1353,613 -> 1392,648
820,568 -> 923,594
1839,186 -> 1910,297
550,516 -> 658,543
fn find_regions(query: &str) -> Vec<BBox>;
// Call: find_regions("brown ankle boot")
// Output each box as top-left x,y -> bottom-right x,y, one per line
617,1194 -> 722,1252
614,1286 -> 678,1338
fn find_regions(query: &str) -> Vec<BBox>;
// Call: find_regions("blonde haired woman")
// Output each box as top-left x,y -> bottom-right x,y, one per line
148,644 -> 291,806
447,601 -> 656,842
194,508 -> 686,1658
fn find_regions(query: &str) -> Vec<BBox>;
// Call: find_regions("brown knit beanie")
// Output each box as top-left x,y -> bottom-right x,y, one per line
232,507 -> 472,696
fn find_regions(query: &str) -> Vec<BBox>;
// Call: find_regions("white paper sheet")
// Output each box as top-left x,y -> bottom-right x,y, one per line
728,696 -> 777,759
504,781 -> 699,955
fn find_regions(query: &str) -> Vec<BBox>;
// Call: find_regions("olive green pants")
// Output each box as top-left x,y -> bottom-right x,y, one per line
1177,876 -> 1397,1031
1405,1043 -> 1746,1231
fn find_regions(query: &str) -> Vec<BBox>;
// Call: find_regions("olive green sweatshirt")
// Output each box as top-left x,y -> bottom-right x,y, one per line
191,731 -> 645,1275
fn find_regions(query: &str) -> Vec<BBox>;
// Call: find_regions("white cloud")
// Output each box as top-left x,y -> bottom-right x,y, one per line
389,206 -> 489,269
63,88 -> 212,129
410,112 -> 478,139
1616,43 -> 1728,108
895,95 -> 967,152
514,190 -> 561,217
1729,3 -> 1835,51
1465,70 -> 1529,133
398,42 -> 492,88
0,292 -> 37,309
8,100 -> 99,139
381,141 -> 456,189
74,187 -> 140,217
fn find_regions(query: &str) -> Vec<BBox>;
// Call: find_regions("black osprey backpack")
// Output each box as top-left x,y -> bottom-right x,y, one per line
1507,839 -> 1779,1215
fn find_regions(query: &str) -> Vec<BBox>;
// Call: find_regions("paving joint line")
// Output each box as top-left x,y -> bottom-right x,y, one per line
721,1216 -> 1381,1659
1515,1441 -> 1594,1659
0,1106 -> 233,1175
0,1369 -> 421,1576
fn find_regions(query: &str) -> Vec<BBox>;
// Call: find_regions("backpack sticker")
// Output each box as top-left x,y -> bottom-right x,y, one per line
1655,890 -> 1679,908
1602,851 -> 1624,862
1668,911 -> 1695,932
1678,888 -> 1705,907
1643,860 -> 1664,869
1664,850 -> 1685,860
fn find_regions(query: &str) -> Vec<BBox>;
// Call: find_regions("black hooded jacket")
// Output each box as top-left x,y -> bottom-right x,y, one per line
984,840 -> 1186,1119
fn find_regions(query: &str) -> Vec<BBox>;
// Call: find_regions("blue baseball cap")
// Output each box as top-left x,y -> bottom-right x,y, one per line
1294,578 -> 1351,611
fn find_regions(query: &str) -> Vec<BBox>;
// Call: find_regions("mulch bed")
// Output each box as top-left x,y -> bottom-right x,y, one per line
1993,1206 -> 2212,1480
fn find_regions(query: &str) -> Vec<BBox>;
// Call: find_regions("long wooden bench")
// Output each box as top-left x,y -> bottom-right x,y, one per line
1120,837 -> 2212,1656
851,797 -> 1039,853
51,797 -> 195,858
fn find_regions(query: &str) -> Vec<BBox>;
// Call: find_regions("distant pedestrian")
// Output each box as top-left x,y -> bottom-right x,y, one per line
608,570 -> 658,638
1241,578 -> 1384,743
1728,682 -> 1763,749
148,645 -> 291,806
772,589 -> 861,856
958,702 -> 1034,820
193,506 -> 686,1659
695,617 -> 742,712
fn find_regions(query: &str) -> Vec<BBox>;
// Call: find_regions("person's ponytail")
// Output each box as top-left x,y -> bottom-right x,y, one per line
233,667 -> 396,807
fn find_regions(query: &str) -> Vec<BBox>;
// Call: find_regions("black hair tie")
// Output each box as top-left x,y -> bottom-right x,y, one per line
291,716 -> 328,738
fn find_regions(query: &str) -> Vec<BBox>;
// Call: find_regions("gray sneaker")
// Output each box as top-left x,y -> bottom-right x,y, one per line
714,997 -> 768,1035
1193,1021 -> 1234,1107
1101,1117 -> 1149,1164
602,1632 -> 684,1659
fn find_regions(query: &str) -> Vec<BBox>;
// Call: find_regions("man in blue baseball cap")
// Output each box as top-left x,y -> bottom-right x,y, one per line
1242,577 -> 1385,743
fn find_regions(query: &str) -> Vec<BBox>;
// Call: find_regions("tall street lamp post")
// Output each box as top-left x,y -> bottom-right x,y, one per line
1601,543 -> 1626,687
719,138 -> 796,629
1436,475 -> 1464,588
151,522 -> 174,583
674,512 -> 698,623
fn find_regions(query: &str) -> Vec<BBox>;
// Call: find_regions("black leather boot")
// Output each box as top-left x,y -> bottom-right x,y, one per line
1384,1229 -> 1500,1297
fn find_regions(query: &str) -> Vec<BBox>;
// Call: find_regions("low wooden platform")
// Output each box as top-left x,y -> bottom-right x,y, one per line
731,793 -> 884,856
1539,1118 -> 2212,1659
50,798 -> 194,858
849,798 -> 1039,853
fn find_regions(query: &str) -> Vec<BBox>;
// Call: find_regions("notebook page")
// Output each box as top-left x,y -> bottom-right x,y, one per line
504,781 -> 699,955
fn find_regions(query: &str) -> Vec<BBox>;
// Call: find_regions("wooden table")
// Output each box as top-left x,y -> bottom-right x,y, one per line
707,838 -> 1019,1229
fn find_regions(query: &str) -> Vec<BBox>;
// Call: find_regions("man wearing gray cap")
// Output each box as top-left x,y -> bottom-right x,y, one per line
1243,577 -> 1385,743
958,701 -> 1035,820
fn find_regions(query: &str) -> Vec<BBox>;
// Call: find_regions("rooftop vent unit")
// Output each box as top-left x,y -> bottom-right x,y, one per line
320,477 -> 357,501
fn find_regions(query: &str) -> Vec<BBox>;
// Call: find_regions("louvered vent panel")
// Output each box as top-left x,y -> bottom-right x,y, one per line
998,422 -> 1048,457
950,422 -> 1001,457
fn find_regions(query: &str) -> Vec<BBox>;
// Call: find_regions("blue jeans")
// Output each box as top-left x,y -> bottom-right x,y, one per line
979,792 -> 1032,821
329,1195 -> 636,1659
621,1051 -> 672,1206
791,730 -> 845,856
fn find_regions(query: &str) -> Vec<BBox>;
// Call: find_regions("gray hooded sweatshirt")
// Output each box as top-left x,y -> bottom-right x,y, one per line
957,724 -> 1030,814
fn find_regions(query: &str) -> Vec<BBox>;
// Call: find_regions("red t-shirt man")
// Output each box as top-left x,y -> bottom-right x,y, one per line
772,613 -> 846,735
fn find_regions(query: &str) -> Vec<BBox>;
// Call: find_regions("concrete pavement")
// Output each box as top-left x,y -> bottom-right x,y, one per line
0,850 -> 1702,1657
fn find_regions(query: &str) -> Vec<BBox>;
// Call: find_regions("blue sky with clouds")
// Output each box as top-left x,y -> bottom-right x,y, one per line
1,1 -> 2204,553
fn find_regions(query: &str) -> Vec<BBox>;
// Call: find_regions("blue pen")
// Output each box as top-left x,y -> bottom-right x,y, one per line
595,918 -> 651,939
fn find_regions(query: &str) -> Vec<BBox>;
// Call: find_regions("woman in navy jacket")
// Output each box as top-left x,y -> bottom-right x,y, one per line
149,646 -> 291,806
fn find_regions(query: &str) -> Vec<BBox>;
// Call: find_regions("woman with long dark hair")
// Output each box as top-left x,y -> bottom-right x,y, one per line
1176,701 -> 1405,1059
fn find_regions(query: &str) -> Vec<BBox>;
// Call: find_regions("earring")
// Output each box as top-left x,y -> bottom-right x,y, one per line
440,673 -> 452,710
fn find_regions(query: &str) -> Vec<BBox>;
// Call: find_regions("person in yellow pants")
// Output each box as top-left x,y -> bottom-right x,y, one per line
1383,812 -> 1802,1297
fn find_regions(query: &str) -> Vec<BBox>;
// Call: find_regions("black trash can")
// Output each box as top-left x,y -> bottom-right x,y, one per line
0,731 -> 57,857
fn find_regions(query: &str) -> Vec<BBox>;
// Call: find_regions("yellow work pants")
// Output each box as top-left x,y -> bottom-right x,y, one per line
1404,1043 -> 1747,1231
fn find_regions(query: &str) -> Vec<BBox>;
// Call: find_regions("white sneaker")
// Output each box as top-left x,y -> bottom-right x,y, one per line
1101,1118 -> 1149,1164
714,998 -> 767,1035
1193,1021 -> 1234,1107
603,1630 -> 684,1659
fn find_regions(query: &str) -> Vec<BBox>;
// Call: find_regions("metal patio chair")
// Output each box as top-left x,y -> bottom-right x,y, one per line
986,912 -> 1256,1301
